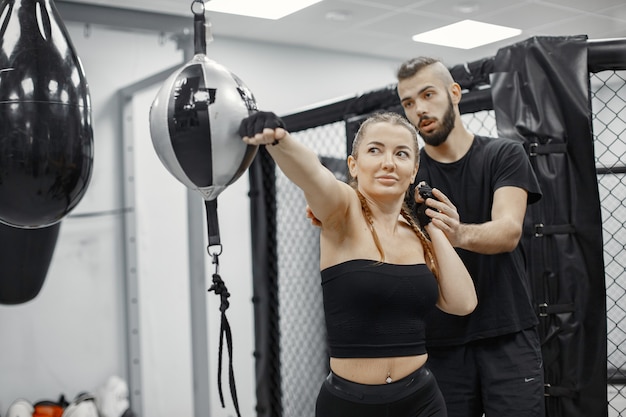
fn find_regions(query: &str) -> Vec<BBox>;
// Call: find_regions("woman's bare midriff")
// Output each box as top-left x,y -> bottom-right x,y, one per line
330,354 -> 428,385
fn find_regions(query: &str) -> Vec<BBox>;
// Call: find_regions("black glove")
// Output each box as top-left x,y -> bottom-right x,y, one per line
417,182 -> 436,201
414,203 -> 431,228
413,182 -> 438,228
238,111 -> 286,138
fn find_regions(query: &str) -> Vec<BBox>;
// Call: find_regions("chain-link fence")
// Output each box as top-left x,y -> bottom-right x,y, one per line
592,70 -> 626,417
275,122 -> 347,417
261,69 -> 625,417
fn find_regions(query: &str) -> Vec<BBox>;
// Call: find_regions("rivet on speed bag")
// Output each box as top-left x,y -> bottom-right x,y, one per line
0,0 -> 94,229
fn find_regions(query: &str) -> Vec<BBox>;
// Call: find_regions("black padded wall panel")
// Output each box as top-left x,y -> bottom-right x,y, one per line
491,35 -> 607,417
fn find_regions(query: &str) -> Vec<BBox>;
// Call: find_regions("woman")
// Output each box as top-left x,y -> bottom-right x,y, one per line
239,111 -> 477,417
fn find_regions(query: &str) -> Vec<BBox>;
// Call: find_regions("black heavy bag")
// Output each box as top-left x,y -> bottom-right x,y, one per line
491,35 -> 607,417
0,221 -> 59,304
0,0 -> 94,228
0,0 -> 93,304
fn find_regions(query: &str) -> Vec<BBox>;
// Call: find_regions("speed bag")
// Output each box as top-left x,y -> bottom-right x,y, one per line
0,0 -> 94,229
149,54 -> 258,202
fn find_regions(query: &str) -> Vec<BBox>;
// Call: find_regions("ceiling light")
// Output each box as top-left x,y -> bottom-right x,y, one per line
325,10 -> 352,22
203,0 -> 323,20
412,19 -> 521,49
453,2 -> 479,14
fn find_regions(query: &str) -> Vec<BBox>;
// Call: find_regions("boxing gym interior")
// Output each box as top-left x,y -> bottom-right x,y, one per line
0,0 -> 624,416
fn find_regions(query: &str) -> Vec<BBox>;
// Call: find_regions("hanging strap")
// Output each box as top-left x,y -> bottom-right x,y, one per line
191,0 -> 213,55
205,199 -> 221,247
205,198 -> 241,417
208,255 -> 241,417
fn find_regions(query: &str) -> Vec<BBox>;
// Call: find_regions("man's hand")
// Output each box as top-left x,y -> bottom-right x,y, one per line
417,186 -> 462,246
306,205 -> 322,227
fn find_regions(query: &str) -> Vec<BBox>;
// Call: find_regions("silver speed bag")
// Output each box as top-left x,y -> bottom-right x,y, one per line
149,54 -> 258,201
0,0 -> 94,228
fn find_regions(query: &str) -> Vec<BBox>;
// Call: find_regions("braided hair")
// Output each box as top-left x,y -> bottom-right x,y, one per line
356,190 -> 439,279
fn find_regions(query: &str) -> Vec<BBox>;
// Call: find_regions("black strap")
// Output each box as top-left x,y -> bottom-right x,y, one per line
530,223 -> 576,237
208,267 -> 241,417
192,0 -> 206,55
528,142 -> 568,156
536,302 -> 576,317
205,199 -> 221,247
205,198 -> 239,416
544,384 -> 577,398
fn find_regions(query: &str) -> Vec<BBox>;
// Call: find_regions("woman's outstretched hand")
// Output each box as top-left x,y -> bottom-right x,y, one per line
239,111 -> 287,146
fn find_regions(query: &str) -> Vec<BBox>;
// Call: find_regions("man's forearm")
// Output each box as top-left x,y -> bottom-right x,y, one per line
455,219 -> 522,254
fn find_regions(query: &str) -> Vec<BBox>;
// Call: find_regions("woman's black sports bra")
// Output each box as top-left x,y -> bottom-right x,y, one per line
321,259 -> 439,358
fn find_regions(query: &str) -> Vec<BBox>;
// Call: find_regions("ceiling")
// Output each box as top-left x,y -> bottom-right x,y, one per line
56,0 -> 626,65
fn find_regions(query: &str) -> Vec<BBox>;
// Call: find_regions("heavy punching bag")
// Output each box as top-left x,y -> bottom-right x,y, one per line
0,0 -> 93,303
0,0 -> 93,228
149,2 -> 257,416
0,221 -> 60,304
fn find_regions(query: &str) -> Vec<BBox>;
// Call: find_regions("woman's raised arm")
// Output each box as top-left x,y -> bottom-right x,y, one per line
240,111 -> 353,224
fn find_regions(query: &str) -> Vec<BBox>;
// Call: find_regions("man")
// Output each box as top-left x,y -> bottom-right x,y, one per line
396,56 -> 544,417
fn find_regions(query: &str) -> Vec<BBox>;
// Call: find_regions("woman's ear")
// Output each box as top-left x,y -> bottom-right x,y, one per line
347,155 -> 358,179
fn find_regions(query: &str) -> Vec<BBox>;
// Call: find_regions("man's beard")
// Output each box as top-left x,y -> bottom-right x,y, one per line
418,96 -> 455,147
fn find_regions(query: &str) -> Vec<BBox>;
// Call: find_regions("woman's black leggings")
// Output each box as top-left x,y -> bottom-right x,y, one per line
315,366 -> 447,417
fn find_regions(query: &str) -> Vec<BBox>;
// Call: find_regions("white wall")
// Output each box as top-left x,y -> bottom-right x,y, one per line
0,18 -> 401,417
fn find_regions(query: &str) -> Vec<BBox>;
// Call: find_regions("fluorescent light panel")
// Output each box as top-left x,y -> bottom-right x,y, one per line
412,19 -> 521,49
204,0 -> 323,20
